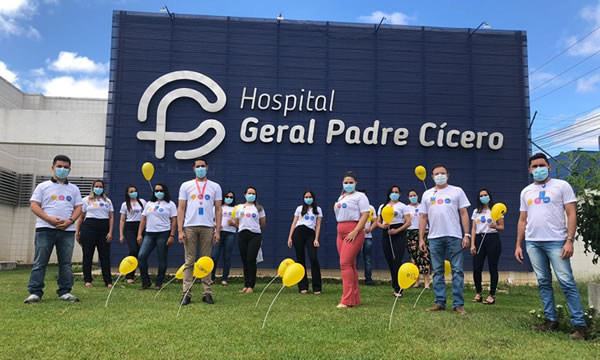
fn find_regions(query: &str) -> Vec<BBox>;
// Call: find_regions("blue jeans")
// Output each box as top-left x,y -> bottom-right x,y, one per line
360,237 -> 373,281
138,231 -> 170,286
211,231 -> 236,281
526,240 -> 586,326
27,230 -> 75,297
429,236 -> 464,309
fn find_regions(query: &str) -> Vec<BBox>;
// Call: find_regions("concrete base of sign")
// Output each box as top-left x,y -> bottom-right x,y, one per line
589,283 -> 600,310
0,261 -> 17,271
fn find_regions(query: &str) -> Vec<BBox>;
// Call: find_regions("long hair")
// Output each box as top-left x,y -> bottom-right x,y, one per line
301,190 -> 318,216
150,183 -> 171,202
341,171 -> 357,196
245,186 -> 263,212
476,188 -> 494,214
88,179 -> 107,203
385,185 -> 401,206
125,185 -> 144,213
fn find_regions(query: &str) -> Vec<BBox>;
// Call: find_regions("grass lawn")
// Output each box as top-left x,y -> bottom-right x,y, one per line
0,266 -> 598,360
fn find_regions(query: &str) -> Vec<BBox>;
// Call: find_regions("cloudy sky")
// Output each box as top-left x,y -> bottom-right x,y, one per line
1,0 -> 599,154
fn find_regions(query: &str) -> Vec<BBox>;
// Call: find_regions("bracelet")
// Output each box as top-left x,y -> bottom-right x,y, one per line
464,234 -> 471,238
69,218 -> 75,223
169,235 -> 175,238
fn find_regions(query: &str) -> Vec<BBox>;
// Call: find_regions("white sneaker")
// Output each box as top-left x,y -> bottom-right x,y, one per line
58,293 -> 80,302
24,294 -> 41,303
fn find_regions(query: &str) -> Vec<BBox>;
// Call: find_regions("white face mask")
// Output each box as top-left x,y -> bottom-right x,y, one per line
434,174 -> 447,186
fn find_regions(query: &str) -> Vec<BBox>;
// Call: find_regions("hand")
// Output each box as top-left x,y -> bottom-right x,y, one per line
75,232 -> 81,245
382,223 -> 390,229
287,238 -> 292,248
119,235 -> 125,244
488,222 -> 497,230
364,228 -> 371,234
137,235 -> 143,246
418,240 -> 427,253
313,240 -> 320,248
106,233 -> 112,243
213,232 -> 220,245
178,232 -> 186,244
388,228 -> 398,235
167,236 -> 174,247
561,240 -> 574,259
55,219 -> 72,230
461,235 -> 470,249
47,216 -> 62,226
227,219 -> 235,226
470,246 -> 476,255
344,230 -> 358,243
514,246 -> 524,264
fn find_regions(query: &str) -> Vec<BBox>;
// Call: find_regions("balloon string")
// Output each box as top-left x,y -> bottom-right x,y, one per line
177,277 -> 197,317
388,232 -> 395,260
476,233 -> 488,255
388,295 -> 400,330
105,273 -> 122,308
422,180 -> 427,191
148,180 -> 153,193
154,277 -> 177,299
262,284 -> 286,329
413,286 -> 427,308
256,275 -> 279,308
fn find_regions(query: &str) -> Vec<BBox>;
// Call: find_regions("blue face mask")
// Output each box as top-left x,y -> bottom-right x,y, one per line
389,193 -> 400,201
195,167 -> 207,178
343,184 -> 355,193
93,187 -> 104,196
409,196 -> 418,204
245,193 -> 256,203
155,191 -> 165,200
55,167 -> 69,179
128,192 -> 138,199
304,198 -> 313,205
224,197 -> 233,205
480,195 -> 490,204
532,167 -> 549,182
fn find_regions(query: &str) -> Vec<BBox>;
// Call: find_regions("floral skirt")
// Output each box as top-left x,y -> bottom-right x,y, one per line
406,229 -> 431,275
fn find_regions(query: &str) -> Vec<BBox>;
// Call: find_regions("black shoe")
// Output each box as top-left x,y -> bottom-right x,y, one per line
180,295 -> 191,306
570,325 -> 587,340
532,320 -> 559,332
141,280 -> 151,290
365,279 -> 375,286
202,294 -> 214,304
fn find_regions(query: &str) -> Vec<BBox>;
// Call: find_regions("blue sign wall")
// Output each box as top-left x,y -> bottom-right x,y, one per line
105,11 -> 531,271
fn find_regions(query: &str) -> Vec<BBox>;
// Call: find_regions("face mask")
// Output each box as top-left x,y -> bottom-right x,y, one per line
245,194 -> 256,203
224,197 -> 233,205
434,174 -> 447,186
409,196 -> 418,204
55,167 -> 69,179
304,198 -> 313,205
389,193 -> 400,201
195,167 -> 207,178
93,187 -> 104,196
343,184 -> 355,193
532,167 -> 549,182
155,191 -> 165,200
480,195 -> 490,205
128,192 -> 138,199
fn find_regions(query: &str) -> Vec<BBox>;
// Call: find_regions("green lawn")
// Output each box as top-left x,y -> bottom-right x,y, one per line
0,266 -> 598,360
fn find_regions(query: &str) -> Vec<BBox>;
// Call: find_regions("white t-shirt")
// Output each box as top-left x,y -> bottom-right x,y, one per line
220,205 -> 237,233
82,196 -> 114,219
420,185 -> 471,239
519,178 -> 576,241
142,200 -> 177,232
471,208 -> 497,234
236,204 -> 266,233
178,179 -> 223,228
377,201 -> 410,225
364,205 -> 376,239
294,205 -> 323,231
119,199 -> 147,222
30,180 -> 83,231
334,192 -> 370,222
407,203 -> 423,230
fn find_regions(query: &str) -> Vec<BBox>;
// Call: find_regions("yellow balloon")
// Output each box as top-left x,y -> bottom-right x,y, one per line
141,162 -> 154,181
283,263 -> 305,287
415,165 -> 427,181
444,260 -> 451,276
193,256 -> 214,278
367,208 -> 374,223
277,258 -> 295,278
381,205 -> 394,224
231,204 -> 242,218
397,262 -> 419,289
119,256 -> 138,275
491,203 -> 507,222
175,264 -> 185,280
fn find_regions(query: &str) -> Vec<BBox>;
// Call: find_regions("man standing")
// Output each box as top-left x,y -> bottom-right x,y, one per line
515,153 -> 587,340
178,159 -> 222,305
25,155 -> 82,303
419,164 -> 471,315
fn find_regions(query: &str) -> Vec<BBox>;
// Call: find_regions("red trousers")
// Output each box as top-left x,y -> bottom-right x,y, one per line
336,221 -> 365,306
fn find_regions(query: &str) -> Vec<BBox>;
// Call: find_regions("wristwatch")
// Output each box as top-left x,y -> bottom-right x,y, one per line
567,236 -> 573,242
464,234 -> 472,238
69,218 -> 75,223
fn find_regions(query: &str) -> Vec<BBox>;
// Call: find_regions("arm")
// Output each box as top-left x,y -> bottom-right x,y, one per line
515,211 -> 527,264
30,201 -> 60,226
119,214 -> 126,243
489,218 -> 504,231
213,200 -> 222,244
287,216 -> 299,248
177,199 -> 187,244
167,216 -> 177,247
366,220 -> 377,233
459,207 -> 470,249
344,211 -> 369,242
470,217 -> 477,255
259,216 -> 266,229
390,214 -> 411,234
75,210 -> 86,244
137,215 -> 146,245
418,213 -> 428,252
314,217 -> 322,248
561,202 -> 577,259
106,211 -> 114,242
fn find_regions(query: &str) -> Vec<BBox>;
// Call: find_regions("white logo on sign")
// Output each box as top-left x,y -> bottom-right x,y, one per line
137,70 -> 227,159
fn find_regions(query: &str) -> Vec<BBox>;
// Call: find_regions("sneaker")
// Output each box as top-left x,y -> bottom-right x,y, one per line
426,304 -> 445,312
454,306 -> 467,316
570,326 -> 587,340
58,293 -> 80,302
532,320 -> 559,332
180,295 -> 191,306
24,294 -> 41,303
202,294 -> 214,304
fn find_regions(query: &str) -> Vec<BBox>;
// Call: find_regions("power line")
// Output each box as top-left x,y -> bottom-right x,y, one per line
530,48 -> 600,92
543,131 -> 600,152
534,113 -> 600,143
533,105 -> 600,133
530,63 -> 600,103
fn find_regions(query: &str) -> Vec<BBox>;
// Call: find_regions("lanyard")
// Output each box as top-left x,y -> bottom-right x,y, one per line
195,179 -> 208,205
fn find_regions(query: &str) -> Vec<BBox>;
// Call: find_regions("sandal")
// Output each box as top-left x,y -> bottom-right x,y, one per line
483,296 -> 496,305
313,291 -> 321,295
472,294 -> 483,303
300,290 -> 308,294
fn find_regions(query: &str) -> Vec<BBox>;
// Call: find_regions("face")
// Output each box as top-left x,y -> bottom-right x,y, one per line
529,158 -> 550,174
194,160 -> 207,170
343,176 -> 356,185
94,182 -> 104,189
246,188 -> 256,196
304,192 -> 313,200
225,192 -> 234,199
52,160 -> 71,172
408,191 -> 418,198
128,187 -> 137,195
154,186 -> 164,193
479,190 -> 489,198
431,166 -> 448,178
391,187 -> 400,195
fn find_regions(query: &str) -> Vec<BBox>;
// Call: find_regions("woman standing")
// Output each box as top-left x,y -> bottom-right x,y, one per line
376,185 -> 411,297
75,180 -> 114,288
118,185 -> 146,284
334,171 -> 370,308
210,190 -> 238,286
405,189 -> 431,289
470,189 -> 504,305
232,187 -> 265,293
137,184 -> 177,290
287,190 -> 323,295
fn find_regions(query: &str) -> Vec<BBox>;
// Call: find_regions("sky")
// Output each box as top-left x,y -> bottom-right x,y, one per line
1,0 -> 600,155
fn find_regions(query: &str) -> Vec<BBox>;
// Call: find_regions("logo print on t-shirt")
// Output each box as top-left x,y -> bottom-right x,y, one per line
310,216 -> 315,221
191,194 -> 197,200
304,215 -> 310,220
204,194 -> 210,200
527,191 -> 552,206
342,203 -> 347,209
430,197 -> 452,206
252,213 -> 257,218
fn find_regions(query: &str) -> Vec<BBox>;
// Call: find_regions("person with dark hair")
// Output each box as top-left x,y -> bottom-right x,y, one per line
515,153 -> 587,340
470,189 -> 503,305
357,189 -> 376,286
418,164 -> 471,315
118,185 -> 147,284
376,185 -> 411,297
287,190 -> 323,294
75,180 -> 114,288
211,190 -> 237,286
406,189 -> 431,289
232,186 -> 265,293
137,183 -> 177,290
25,155 -> 82,303
334,171 -> 370,308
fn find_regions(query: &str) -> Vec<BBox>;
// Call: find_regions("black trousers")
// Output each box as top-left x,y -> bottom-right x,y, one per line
292,225 -> 322,292
80,218 -> 112,286
472,232 -> 502,296
238,230 -> 262,288
382,223 -> 406,293
124,221 -> 140,279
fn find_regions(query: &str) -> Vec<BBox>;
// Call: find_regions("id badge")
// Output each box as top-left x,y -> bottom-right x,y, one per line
198,207 -> 204,216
